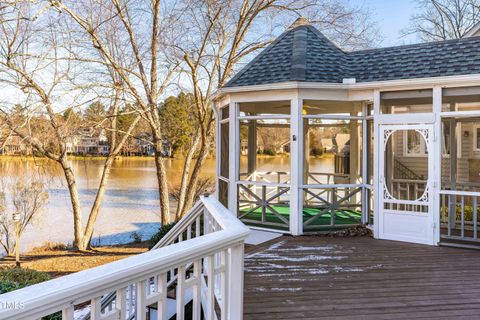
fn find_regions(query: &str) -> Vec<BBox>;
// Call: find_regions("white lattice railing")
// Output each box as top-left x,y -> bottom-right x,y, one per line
0,196 -> 249,320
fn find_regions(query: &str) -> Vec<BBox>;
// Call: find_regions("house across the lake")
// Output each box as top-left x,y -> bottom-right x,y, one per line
0,133 -> 33,156
66,128 -> 110,155
214,17 -> 480,247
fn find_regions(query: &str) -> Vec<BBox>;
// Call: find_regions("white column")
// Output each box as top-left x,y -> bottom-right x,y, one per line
229,102 -> 239,215
247,120 -> 257,175
290,98 -> 303,235
361,103 -> 369,224
214,102 -> 220,199
432,86 -> 442,245
373,90 -> 381,239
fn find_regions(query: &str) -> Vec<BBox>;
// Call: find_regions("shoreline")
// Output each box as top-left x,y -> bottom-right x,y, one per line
0,155 -> 216,161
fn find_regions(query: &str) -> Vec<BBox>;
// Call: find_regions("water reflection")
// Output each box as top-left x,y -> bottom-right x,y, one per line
0,156 -> 331,253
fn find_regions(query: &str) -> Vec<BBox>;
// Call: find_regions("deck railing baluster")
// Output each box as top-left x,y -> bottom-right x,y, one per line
136,280 -> 147,320
176,266 -> 186,320
62,307 -> 74,320
461,196 -> 465,239
474,197 -> 478,240
90,297 -> 101,320
206,255 -> 215,320
192,260 -> 202,320
116,288 -> 127,319
441,194 -> 446,223
220,250 -> 229,320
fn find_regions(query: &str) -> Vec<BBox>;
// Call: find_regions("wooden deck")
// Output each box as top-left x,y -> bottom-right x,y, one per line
244,236 -> 480,319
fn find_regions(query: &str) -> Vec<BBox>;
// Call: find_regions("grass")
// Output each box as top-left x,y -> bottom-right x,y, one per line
0,242 -> 149,278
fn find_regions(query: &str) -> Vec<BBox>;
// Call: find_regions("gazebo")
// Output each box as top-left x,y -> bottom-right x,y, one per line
214,18 -> 480,247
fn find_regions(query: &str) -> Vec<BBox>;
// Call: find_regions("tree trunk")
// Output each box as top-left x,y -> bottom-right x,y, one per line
60,157 -> 85,250
182,136 -> 213,217
153,135 -> 171,225
79,156 -> 115,249
175,132 -> 201,220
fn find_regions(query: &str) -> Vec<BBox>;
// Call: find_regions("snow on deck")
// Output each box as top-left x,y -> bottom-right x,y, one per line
243,236 -> 480,319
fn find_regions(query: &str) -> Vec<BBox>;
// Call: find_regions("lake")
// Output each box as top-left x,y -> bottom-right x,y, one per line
0,156 -> 332,253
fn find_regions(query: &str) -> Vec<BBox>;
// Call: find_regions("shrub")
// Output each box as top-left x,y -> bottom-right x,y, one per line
169,177 -> 215,202
0,267 -> 51,294
148,223 -> 177,249
130,231 -> 143,243
311,147 -> 323,157
31,241 -> 72,253
263,148 -> 276,156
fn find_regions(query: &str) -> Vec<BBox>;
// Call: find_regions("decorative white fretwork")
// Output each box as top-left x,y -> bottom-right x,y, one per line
383,181 -> 395,201
417,185 -> 429,202
383,129 -> 395,148
415,128 -> 431,153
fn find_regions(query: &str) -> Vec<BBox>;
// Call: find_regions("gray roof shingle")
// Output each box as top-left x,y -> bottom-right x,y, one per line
225,23 -> 480,87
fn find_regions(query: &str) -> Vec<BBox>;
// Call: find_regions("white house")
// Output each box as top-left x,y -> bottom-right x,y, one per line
66,128 -> 110,155
0,133 -> 32,156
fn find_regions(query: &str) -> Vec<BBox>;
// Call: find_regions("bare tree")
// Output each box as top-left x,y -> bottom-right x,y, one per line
44,0 -> 181,226
172,0 -> 379,219
404,0 -> 480,41
0,177 -> 48,256
0,2 -> 141,251
1,0 -> 379,237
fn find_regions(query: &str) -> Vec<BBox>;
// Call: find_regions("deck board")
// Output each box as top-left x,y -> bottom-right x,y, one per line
243,236 -> 480,319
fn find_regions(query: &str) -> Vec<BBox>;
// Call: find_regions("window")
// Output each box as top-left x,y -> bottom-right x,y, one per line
404,130 -> 427,156
304,118 -> 362,184
474,125 -> 480,151
404,124 -> 461,157
381,89 -> 433,114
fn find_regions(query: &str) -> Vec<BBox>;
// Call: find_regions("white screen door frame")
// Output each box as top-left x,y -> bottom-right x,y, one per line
378,123 -> 436,245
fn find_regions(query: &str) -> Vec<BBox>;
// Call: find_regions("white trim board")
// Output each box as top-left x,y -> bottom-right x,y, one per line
244,229 -> 283,245
218,74 -> 480,96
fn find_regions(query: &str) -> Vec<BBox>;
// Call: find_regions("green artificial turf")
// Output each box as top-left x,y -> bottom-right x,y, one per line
239,205 -> 362,229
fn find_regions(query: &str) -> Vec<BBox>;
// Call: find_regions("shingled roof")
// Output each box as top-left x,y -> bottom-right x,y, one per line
225,19 -> 480,87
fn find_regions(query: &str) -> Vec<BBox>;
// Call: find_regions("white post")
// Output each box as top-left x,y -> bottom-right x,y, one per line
214,102 -> 220,199
432,86 -> 442,245
290,97 -> 303,235
228,243 -> 244,320
373,90 -> 381,239
361,103 -> 369,224
229,102 -> 239,215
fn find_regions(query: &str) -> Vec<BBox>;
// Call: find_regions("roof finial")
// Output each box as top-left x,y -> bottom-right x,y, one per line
289,17 -> 310,29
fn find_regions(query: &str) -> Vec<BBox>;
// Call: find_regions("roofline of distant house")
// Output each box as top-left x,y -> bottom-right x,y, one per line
466,21 -> 480,37
216,73 -> 480,98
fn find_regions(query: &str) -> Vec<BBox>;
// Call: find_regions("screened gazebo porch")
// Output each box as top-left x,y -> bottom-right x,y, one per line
215,90 -> 373,235
215,85 -> 480,247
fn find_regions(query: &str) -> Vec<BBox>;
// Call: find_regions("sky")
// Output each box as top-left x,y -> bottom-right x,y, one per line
362,0 -> 419,47
0,1 -> 424,106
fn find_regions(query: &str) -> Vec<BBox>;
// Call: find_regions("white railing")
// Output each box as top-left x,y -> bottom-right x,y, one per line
440,189 -> 479,242
239,171 -> 349,186
307,172 -> 349,185
302,184 -> 363,230
239,171 -> 290,185
0,196 -> 249,320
